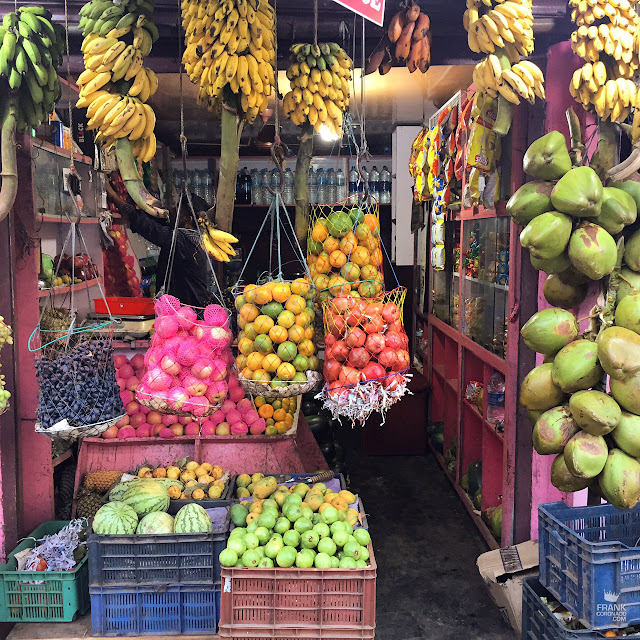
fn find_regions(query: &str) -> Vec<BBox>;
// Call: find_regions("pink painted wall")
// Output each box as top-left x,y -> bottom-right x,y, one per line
529,42 -> 598,539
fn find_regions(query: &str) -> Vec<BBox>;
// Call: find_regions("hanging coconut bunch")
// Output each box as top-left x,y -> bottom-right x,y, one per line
76,0 -> 159,163
283,43 -> 353,137
181,0 -> 275,123
568,0 -> 640,124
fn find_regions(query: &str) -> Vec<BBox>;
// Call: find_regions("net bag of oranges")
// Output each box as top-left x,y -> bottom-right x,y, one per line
318,287 -> 412,424
135,294 -> 233,417
235,278 -> 321,397
307,199 -> 385,305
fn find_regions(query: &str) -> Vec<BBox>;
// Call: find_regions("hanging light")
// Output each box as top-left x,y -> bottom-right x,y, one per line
319,124 -> 340,142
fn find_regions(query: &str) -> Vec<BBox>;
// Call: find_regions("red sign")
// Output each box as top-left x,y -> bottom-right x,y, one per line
332,0 -> 385,27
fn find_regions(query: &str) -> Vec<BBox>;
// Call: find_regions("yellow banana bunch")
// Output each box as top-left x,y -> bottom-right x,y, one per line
473,53 -> 544,105
283,42 -> 353,138
464,0 -> 534,60
181,0 -> 274,123
199,218 -> 238,262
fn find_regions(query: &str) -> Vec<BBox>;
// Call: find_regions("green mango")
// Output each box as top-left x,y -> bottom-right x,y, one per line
609,179 -> 640,212
522,131 -> 572,180
598,449 -> 640,509
568,222 -> 617,280
552,340 -> 603,394
550,453 -> 593,492
520,211 -> 572,259
530,252 -> 571,274
590,187 -> 637,235
615,292 -> 640,334
569,390 -> 621,436
520,363 -> 566,411
624,228 -> 640,272
506,181 -> 554,225
617,267 -> 640,304
520,307 -> 579,356
543,273 -> 587,309
596,326 -> 640,381
551,166 -> 603,217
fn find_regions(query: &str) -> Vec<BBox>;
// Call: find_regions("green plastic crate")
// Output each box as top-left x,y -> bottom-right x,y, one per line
0,521 -> 89,622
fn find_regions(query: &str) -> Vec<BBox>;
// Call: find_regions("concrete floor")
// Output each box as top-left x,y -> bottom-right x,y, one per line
344,432 -> 516,640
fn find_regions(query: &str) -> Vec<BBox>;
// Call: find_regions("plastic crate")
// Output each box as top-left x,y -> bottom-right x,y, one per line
219,545 -> 376,634
231,473 -> 346,499
88,508 -> 230,586
0,521 -> 89,622
90,582 -> 221,636
93,296 -> 155,316
539,501 -> 640,630
522,577 -> 640,639
218,627 -> 374,639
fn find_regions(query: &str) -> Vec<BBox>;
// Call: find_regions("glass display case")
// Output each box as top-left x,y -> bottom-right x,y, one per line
459,216 -> 510,358
429,219 -> 461,327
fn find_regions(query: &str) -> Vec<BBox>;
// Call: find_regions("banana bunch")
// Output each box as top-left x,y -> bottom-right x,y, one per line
464,0 -> 533,63
76,0 -> 159,162
199,218 -> 238,262
473,55 -> 544,105
283,42 -> 353,137
0,7 -> 65,131
181,0 -> 275,123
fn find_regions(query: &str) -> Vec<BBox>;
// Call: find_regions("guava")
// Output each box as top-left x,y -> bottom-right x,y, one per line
301,530 -> 319,549
354,529 -> 371,546
219,549 -> 238,567
243,533 -> 259,550
321,506 -> 339,524
258,557 -> 274,568
283,530 -> 300,547
227,537 -> 247,556
254,527 -> 270,545
294,517 -> 313,534
315,552 -> 332,568
274,517 -> 291,534
276,546 -> 296,568
295,549 -> 315,568
242,549 -> 260,567
264,539 -> 282,559
314,523 -> 331,539
339,557 -> 358,568
332,530 -> 349,548
317,537 -> 337,556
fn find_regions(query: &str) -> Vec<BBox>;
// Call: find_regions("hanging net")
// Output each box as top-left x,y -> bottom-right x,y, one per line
317,287 -> 412,424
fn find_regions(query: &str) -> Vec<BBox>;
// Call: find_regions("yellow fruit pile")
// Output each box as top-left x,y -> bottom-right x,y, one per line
253,395 -> 298,435
283,42 -> 353,137
568,0 -> 640,124
234,279 -> 319,386
76,0 -> 159,162
181,0 -> 274,122
140,461 -> 227,500
307,207 -> 383,303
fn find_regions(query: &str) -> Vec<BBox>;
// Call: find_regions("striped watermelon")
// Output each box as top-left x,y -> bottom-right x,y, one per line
174,503 -> 213,533
109,479 -> 183,502
121,482 -> 170,516
136,512 -> 174,534
93,502 -> 138,535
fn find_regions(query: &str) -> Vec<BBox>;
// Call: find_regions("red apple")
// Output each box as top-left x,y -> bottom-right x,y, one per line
129,412 -> 145,427
159,427 -> 175,438
161,414 -> 178,426
115,415 -> 130,428
160,355 -> 181,376
118,364 -> 134,380
126,376 -> 141,392
102,425 -> 119,439
135,424 -> 151,437
152,424 -> 165,436
117,426 -> 136,439
125,401 -> 139,414
215,422 -> 231,435
147,411 -> 162,425
178,415 -> 192,425
114,355 -> 129,369
170,424 -> 184,436
185,423 -> 200,436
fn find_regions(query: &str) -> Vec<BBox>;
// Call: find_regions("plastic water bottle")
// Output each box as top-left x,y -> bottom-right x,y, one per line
243,167 -> 252,204
316,168 -> 326,204
173,171 -> 183,192
308,167 -> 317,204
326,168 -> 337,204
251,169 -> 262,205
369,166 -> 380,203
487,370 -> 505,427
360,166 -> 369,199
348,165 -> 358,203
380,166 -> 391,204
336,168 -> 347,202
191,170 -> 202,200
284,168 -> 295,205
270,168 -> 280,199
203,171 -> 213,205
261,168 -> 271,203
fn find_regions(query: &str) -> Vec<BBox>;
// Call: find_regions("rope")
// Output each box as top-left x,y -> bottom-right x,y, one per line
313,0 -> 318,47
272,0 -> 280,137
63,0 -> 74,171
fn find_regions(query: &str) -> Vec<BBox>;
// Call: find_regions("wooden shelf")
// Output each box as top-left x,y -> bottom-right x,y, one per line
38,277 -> 102,298
458,201 -> 508,220
37,215 -> 101,224
432,366 -> 459,394
463,397 -> 484,422
32,138 -> 93,165
52,449 -> 72,467
460,274 -> 508,292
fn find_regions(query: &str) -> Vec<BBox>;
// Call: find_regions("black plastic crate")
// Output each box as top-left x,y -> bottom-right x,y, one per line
88,508 -> 229,586
90,583 -> 221,636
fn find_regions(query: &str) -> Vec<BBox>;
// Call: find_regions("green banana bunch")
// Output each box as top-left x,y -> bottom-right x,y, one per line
0,6 -> 65,132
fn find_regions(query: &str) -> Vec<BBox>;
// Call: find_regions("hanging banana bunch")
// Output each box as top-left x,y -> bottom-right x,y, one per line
283,42 -> 353,138
181,0 -> 275,123
0,6 -> 65,131
76,0 -> 160,163
567,0 -> 640,131
199,217 -> 238,262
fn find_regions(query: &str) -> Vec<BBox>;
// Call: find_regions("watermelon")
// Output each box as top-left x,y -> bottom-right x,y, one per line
93,502 -> 138,535
108,482 -> 130,502
174,503 -> 213,533
121,482 -> 170,516
110,478 -> 183,503
136,512 -> 175,535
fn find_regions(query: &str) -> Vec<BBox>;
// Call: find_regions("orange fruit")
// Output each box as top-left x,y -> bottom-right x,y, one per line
355,223 -> 371,242
237,315 -> 247,329
240,303 -> 260,322
305,326 -> 315,340
253,286 -> 273,305
262,353 -> 282,373
314,274 -> 330,291
266,425 -> 278,435
363,213 -> 379,232
254,396 -> 266,407
236,354 -> 248,369
277,310 -> 296,329
254,314 -> 275,334
238,337 -> 255,355
311,223 -> 328,242
244,322 -> 258,340
241,367 -> 254,380
266,418 -> 275,428
252,369 -> 271,382
275,422 -> 288,434
329,250 -> 347,269
315,254 -> 331,274
258,404 -> 274,419
323,236 -> 340,254
284,413 -> 294,427
370,249 -> 383,267
272,282 -> 291,303
273,408 -> 287,422
247,352 -> 264,371
291,278 -> 311,296
288,325 -> 305,343
294,312 -> 310,328
276,362 -> 296,380
285,294 -> 306,315
269,325 -> 289,343
298,338 -> 315,357
339,232 -> 358,255
244,284 -> 258,303
351,245 -> 370,266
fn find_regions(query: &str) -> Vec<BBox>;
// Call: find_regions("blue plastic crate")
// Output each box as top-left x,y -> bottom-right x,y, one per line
539,501 -> 640,630
523,577 -> 640,639
88,508 -> 229,586
90,583 -> 221,636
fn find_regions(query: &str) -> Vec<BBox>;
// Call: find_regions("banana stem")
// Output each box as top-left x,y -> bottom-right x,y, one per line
115,138 -> 168,218
493,95 -> 513,137
590,120 -> 617,181
215,100 -> 243,232
0,96 -> 19,224
566,107 -> 585,167
295,122 -> 314,244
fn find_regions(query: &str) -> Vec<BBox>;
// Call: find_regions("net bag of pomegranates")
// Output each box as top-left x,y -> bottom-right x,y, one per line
318,287 -> 412,424
136,294 -> 233,417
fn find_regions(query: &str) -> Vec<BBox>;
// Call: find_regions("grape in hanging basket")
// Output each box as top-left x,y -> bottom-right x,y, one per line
136,295 -> 233,417
234,278 -> 322,398
318,288 -> 412,424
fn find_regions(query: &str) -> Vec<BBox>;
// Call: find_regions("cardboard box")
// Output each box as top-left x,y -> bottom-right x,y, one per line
477,540 -> 539,635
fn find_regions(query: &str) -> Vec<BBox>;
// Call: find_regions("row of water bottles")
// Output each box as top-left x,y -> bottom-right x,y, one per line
174,170 -> 215,206
236,167 -> 297,206
347,166 -> 392,204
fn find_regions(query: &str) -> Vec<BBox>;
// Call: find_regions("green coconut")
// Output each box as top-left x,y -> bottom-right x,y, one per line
599,448 -> 640,509
563,431 -> 608,478
568,222 -> 617,281
611,411 -> 640,458
520,211 -> 572,260
520,308 -> 579,356
520,363 -> 566,411
550,453 -> 593,492
568,390 -> 622,436
551,340 -> 603,393
532,406 -> 579,455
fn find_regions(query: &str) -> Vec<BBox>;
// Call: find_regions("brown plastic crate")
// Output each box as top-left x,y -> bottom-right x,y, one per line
219,545 -> 376,634
218,627 -> 374,639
